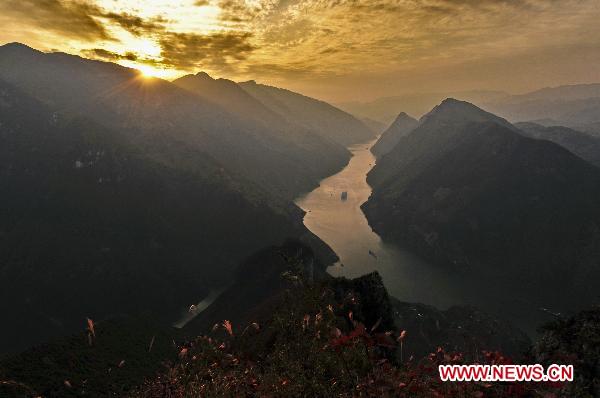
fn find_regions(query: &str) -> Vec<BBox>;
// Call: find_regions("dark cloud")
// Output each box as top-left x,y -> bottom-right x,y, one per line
82,48 -> 138,61
194,0 -> 211,6
218,0 -> 262,23
158,31 -> 255,69
0,0 -> 111,41
102,12 -> 167,36
0,0 -> 168,42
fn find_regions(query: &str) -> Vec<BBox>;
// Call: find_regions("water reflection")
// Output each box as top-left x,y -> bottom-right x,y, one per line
296,139 -> 552,335
296,139 -> 465,308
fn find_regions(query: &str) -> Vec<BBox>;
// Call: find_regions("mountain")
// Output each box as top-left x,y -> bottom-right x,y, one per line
0,43 -> 347,200
173,72 -> 280,122
0,77 -> 339,353
500,83 -> 600,103
370,112 -> 418,158
336,90 -> 508,125
0,44 -> 344,353
238,80 -> 374,146
172,72 -> 350,195
484,83 -> 600,132
367,99 -> 516,187
364,99 -> 600,313
515,122 -> 600,167
185,242 -> 530,360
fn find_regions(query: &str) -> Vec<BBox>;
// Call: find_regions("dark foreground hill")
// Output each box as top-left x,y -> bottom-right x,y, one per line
364,99 -> 600,315
0,77 -> 333,353
2,242 -> 596,397
0,42 -> 351,353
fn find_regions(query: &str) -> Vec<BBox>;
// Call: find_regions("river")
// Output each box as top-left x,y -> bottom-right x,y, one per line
295,138 -> 552,335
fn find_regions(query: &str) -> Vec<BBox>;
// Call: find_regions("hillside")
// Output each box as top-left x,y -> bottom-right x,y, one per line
370,112 -> 418,158
364,99 -> 600,314
173,72 -> 351,196
0,43 -> 346,200
1,242 -> 542,398
238,80 -> 374,146
515,122 -> 600,167
0,74 -> 335,353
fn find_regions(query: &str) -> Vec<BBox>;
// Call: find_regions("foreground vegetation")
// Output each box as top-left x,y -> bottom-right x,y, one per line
131,281 -> 596,397
1,249 -> 598,397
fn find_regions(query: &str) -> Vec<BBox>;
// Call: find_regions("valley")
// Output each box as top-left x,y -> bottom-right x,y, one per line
296,137 -> 562,335
1,0 -> 600,395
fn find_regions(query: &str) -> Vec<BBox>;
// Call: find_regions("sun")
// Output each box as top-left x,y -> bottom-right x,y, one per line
137,64 -> 167,79
117,59 -> 175,80
133,63 -> 169,79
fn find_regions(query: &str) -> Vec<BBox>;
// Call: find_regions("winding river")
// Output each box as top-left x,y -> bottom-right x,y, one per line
295,139 -> 550,335
295,139 -> 465,308
177,138 -> 550,333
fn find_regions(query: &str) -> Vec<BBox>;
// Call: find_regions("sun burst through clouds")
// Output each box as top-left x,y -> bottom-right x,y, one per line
1,0 -> 600,101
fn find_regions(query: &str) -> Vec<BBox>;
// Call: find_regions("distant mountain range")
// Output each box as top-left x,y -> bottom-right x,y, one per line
364,99 -> 600,315
515,122 -> 600,167
0,42 -> 374,352
338,83 -> 600,138
336,90 -> 508,125
483,83 -> 600,135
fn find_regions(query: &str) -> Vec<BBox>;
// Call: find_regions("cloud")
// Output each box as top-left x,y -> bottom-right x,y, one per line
1,0 -> 599,101
0,0 -> 111,41
101,12 -> 167,37
158,31 -> 255,70
217,0 -> 264,23
82,48 -> 138,61
0,0 -> 168,42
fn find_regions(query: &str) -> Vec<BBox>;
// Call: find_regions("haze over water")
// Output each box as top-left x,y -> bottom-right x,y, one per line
296,139 -> 553,335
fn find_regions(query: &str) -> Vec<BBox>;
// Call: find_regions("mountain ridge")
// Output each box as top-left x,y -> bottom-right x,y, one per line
364,99 -> 600,316
370,112 -> 418,158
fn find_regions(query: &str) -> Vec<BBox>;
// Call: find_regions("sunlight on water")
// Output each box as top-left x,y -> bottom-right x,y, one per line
296,139 -> 554,334
296,139 -> 465,309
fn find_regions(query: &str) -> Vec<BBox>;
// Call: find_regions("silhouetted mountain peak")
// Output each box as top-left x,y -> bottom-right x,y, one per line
1,42 -> 33,50
392,112 -> 418,125
421,98 -> 512,127
0,42 -> 40,56
370,111 -> 419,157
195,71 -> 214,80
429,97 -> 485,117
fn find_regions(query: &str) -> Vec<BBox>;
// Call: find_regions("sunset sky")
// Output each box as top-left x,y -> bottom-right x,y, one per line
1,0 -> 599,102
